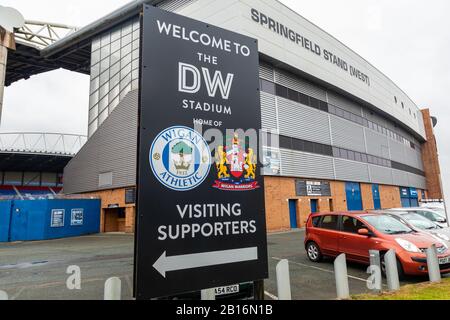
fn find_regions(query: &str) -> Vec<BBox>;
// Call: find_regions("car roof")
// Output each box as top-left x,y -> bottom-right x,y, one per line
313,211 -> 378,217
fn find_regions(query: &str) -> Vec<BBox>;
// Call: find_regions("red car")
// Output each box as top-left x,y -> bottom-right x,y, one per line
304,211 -> 450,277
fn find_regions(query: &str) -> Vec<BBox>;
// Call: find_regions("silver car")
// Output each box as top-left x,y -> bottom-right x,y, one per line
383,211 -> 450,245
388,207 -> 448,228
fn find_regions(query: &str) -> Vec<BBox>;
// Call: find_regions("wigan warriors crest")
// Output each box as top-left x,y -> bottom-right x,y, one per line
213,134 -> 259,191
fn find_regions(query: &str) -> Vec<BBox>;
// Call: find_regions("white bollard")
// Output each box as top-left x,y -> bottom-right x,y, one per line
0,290 -> 8,300
276,259 -> 291,300
426,244 -> 441,283
384,249 -> 400,291
201,288 -> 216,300
334,253 -> 350,299
104,277 -> 122,300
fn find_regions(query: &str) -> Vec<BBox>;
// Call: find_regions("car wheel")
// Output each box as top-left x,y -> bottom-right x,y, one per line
380,253 -> 405,281
306,241 -> 323,262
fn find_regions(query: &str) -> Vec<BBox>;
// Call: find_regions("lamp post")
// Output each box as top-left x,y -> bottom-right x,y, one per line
0,5 -> 25,123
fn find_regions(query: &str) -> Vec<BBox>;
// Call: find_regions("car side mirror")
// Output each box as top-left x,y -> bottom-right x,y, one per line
358,228 -> 370,236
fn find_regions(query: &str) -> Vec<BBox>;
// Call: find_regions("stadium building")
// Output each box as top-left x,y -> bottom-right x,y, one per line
3,0 -> 444,232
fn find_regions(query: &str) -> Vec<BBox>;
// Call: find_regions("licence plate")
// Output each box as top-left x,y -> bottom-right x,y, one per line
214,285 -> 239,296
439,256 -> 450,264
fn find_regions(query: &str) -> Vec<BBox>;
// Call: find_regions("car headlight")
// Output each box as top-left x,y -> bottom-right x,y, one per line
436,233 -> 450,242
395,238 -> 421,253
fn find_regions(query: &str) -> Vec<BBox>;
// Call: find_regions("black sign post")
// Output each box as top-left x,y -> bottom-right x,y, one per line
135,6 -> 268,299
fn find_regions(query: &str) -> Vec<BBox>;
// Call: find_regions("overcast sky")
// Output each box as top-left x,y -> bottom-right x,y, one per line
2,0 -> 449,204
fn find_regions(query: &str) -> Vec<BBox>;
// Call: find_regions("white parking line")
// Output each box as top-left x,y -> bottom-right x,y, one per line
264,290 -> 278,300
272,257 -> 369,283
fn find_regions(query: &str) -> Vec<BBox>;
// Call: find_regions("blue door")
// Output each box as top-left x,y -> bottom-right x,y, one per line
346,182 -> 363,211
310,199 -> 318,213
288,200 -> 298,229
372,184 -> 381,210
9,203 -> 28,241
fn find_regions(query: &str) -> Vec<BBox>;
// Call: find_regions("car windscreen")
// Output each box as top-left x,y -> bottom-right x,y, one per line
362,215 -> 414,235
400,213 -> 439,230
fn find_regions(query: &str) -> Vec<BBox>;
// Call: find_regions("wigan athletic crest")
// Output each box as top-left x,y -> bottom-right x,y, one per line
213,134 -> 259,191
149,126 -> 211,191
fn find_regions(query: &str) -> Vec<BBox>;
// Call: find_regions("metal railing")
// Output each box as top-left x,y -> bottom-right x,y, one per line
0,132 -> 87,156
14,20 -> 78,49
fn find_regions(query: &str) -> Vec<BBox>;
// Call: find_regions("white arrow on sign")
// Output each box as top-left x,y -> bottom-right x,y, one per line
153,247 -> 258,278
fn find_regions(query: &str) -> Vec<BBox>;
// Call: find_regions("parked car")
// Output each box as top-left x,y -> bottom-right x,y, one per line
304,211 -> 450,278
377,210 -> 450,245
387,208 -> 448,228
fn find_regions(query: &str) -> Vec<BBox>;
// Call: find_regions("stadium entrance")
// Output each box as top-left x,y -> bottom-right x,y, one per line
103,207 -> 126,232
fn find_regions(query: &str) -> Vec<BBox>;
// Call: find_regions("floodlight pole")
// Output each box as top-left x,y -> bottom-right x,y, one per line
0,27 -> 16,123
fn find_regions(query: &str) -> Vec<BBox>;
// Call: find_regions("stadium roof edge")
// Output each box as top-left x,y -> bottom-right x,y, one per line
40,0 -> 162,58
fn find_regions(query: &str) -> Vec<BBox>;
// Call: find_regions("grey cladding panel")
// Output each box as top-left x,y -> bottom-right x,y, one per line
334,159 -> 370,182
327,91 -> 362,116
280,149 -> 335,179
369,165 -> 393,185
365,128 -> 390,158
330,115 -> 366,153
389,140 -> 406,163
259,62 -> 274,81
260,92 -> 278,132
408,173 -> 426,189
392,169 -> 409,187
157,0 -> 196,11
64,90 -> 138,194
277,98 -> 331,145
274,69 -> 327,101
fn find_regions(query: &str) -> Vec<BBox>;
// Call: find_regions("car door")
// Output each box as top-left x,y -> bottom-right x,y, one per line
314,214 -> 340,256
338,215 -> 374,263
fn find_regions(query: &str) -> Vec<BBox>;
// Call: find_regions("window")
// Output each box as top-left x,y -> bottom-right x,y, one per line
401,102 -> 405,109
304,141 -> 314,153
275,84 -> 288,98
361,154 -> 368,163
332,147 -> 340,157
260,79 -> 275,95
347,150 -> 355,161
339,149 -> 348,159
292,139 -> 304,151
312,216 -> 321,227
299,93 -> 309,106
319,101 -> 329,112
342,216 -> 367,234
394,96 -> 397,103
287,88 -> 299,102
279,135 -> 292,149
319,215 -> 339,230
310,97 -> 320,109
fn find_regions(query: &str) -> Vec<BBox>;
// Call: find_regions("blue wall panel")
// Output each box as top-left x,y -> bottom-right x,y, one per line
7,199 -> 100,242
0,201 -> 12,242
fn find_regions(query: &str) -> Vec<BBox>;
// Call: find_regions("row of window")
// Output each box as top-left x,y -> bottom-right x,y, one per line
259,78 -> 420,150
0,171 -> 63,187
272,134 -> 425,176
332,146 -> 391,168
391,161 -> 425,177
394,96 -> 417,119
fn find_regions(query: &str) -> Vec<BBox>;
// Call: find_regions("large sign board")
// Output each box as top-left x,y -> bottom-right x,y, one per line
296,180 -> 331,197
135,6 -> 268,299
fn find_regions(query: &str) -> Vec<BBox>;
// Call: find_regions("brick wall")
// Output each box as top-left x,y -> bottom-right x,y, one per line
421,109 -> 444,199
81,188 -> 135,233
264,177 -> 403,232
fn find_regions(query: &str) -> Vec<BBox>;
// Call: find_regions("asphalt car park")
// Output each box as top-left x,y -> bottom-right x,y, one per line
0,231 -> 446,300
